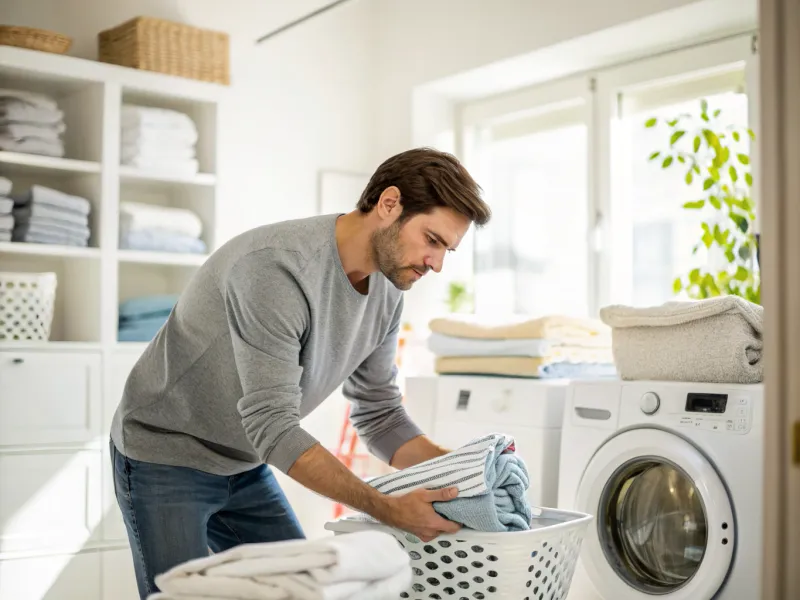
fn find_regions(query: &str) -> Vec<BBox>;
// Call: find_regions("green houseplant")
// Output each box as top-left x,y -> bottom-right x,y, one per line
645,98 -> 760,304
445,280 -> 473,313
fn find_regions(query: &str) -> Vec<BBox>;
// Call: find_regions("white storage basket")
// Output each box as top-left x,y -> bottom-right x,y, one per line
325,507 -> 592,600
0,272 -> 57,342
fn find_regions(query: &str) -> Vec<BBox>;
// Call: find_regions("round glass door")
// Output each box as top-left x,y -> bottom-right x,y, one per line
598,458 -> 708,595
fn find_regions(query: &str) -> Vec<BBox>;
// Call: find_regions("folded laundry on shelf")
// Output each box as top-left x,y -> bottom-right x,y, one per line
599,295 -> 764,384
121,104 -> 199,175
351,433 -> 532,533
435,355 -> 618,379
0,176 -> 11,197
147,530 -> 411,600
119,201 -> 205,254
0,89 -> 67,157
10,185 -> 92,247
120,229 -> 207,254
118,294 -> 179,343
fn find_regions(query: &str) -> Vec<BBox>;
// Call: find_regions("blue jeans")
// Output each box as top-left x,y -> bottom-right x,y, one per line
110,441 -> 305,599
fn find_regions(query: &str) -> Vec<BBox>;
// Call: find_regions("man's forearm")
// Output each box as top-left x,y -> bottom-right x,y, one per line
390,435 -> 450,470
287,443 -> 393,520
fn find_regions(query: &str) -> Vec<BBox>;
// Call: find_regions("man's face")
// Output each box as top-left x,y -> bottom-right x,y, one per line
371,207 -> 471,290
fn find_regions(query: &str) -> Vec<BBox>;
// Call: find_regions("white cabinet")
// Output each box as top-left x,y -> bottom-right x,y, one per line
0,551 -> 101,600
0,351 -> 102,447
0,451 -> 102,554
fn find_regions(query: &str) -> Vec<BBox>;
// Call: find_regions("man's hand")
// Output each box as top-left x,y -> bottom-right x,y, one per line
378,488 -> 462,542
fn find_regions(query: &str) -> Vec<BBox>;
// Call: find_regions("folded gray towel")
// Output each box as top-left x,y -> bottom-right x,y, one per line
14,222 -> 90,242
12,185 -> 91,215
14,204 -> 88,227
14,216 -> 90,239
599,296 -> 764,384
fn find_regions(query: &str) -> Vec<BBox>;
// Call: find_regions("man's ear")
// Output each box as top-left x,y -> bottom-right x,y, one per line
376,186 -> 401,221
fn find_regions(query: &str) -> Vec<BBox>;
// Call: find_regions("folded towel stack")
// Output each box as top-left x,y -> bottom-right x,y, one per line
0,89 -> 66,157
0,177 -> 12,242
10,185 -> 92,247
121,104 -> 199,175
119,201 -> 207,254
599,296 -> 764,383
351,433 -> 533,533
147,531 -> 411,600
427,314 -> 617,379
118,294 -> 179,342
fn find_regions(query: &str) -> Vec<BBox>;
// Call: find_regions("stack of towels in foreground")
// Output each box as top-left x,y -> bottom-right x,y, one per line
119,201 -> 206,254
351,433 -> 532,533
147,530 -> 411,600
600,295 -> 764,383
428,314 -> 617,379
0,89 -> 66,157
118,295 -> 178,342
10,184 -> 91,247
121,104 -> 199,175
0,178 -> 11,242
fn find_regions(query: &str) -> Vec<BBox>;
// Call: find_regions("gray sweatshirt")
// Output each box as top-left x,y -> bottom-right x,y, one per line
110,214 -> 423,476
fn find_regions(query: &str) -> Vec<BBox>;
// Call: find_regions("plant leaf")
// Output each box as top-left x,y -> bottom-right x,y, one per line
739,245 -> 752,260
734,266 -> 749,281
748,129 -> 756,140
662,156 -> 674,168
693,164 -> 701,175
729,166 -> 739,182
673,278 -> 683,293
667,119 -> 679,127
714,109 -> 722,117
709,166 -> 720,181
645,118 -> 657,128
721,147 -> 730,164
733,131 -> 741,142
701,99 -> 709,113
745,172 -> 754,186
683,200 -> 705,209
693,136 -> 701,152
737,153 -> 750,165
726,248 -> 736,262
649,151 -> 660,161
709,196 -> 722,209
703,178 -> 715,190
689,268 -> 701,284
685,171 -> 694,185
703,231 -> 714,248
671,130 -> 686,145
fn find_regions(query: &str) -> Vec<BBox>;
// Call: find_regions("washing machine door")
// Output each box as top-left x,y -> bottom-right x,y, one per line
575,428 -> 734,599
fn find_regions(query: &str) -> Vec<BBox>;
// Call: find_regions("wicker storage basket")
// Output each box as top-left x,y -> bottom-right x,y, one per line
0,272 -> 57,342
98,17 -> 229,85
0,26 -> 72,55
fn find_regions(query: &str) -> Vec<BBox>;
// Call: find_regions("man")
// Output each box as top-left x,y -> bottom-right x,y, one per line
110,147 -> 492,599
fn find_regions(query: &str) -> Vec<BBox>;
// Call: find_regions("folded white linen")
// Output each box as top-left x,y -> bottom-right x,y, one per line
121,141 -> 196,163
0,89 -> 60,112
427,331 -> 612,359
122,126 -> 199,147
122,104 -> 197,135
0,121 -> 65,141
429,313 -> 610,342
599,296 -> 764,383
120,201 -> 203,239
0,196 -> 11,214
0,102 -> 64,125
0,134 -> 64,157
0,177 -> 10,196
12,185 -> 92,216
150,531 -> 411,600
121,155 -> 200,175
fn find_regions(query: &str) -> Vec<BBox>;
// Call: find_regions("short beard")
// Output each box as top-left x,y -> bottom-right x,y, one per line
371,220 -> 413,291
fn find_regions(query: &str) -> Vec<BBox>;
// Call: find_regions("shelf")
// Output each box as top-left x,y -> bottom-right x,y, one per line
117,250 -> 208,266
0,242 -> 101,260
0,151 -> 101,177
119,166 -> 216,187
0,341 -> 103,352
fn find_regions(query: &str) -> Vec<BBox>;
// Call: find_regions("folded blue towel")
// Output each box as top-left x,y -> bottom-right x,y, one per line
538,362 -> 618,379
359,433 -> 532,533
118,315 -> 169,342
119,295 -> 179,320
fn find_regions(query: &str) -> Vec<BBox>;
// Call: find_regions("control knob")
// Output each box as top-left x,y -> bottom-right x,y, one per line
640,391 -> 660,415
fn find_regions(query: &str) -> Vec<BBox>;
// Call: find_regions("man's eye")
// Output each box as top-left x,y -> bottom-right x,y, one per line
427,236 -> 438,245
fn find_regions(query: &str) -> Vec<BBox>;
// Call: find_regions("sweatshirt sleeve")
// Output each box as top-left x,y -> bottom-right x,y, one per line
224,252 -> 319,474
342,296 -> 424,463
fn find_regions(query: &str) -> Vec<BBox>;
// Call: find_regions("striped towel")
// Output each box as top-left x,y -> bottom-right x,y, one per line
354,433 -> 532,532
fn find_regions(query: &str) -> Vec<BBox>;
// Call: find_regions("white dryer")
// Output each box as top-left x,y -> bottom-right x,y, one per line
404,375 -> 567,508
557,379 -> 763,600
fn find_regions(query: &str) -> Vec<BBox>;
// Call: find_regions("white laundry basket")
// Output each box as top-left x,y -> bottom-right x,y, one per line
325,507 -> 592,600
0,272 -> 57,341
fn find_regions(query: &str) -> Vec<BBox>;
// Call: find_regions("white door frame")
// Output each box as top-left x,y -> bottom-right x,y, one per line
759,0 -> 800,597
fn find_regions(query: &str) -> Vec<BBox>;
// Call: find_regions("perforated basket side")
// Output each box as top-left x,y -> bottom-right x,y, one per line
0,272 -> 57,342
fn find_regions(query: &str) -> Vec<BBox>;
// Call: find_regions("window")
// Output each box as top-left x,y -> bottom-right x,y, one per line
457,34 -> 758,317
459,81 -> 592,317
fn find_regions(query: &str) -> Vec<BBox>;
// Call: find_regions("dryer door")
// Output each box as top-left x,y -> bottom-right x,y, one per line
575,428 -> 734,600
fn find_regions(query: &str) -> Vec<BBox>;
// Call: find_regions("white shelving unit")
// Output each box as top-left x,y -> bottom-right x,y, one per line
0,46 -> 225,600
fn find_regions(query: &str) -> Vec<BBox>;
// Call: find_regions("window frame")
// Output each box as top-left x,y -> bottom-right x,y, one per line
455,32 -> 758,316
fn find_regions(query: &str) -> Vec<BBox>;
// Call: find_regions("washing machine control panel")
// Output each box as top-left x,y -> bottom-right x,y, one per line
675,392 -> 753,434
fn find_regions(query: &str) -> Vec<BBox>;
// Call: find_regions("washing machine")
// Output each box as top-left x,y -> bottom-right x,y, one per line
404,375 -> 568,508
557,379 -> 764,600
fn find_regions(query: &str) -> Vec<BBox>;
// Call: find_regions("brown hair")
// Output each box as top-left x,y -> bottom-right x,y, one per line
357,147 -> 491,226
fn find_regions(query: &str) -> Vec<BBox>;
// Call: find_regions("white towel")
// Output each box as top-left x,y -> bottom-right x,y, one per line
0,135 -> 64,157
121,141 -> 196,163
12,185 -> 92,216
122,126 -> 199,147
0,177 -> 10,196
150,531 -> 411,600
0,121 -> 65,140
599,296 -> 764,383
122,104 -> 197,135
0,89 -> 60,112
0,197 -> 12,214
427,332 -> 612,359
121,155 -> 200,175
120,201 -> 203,239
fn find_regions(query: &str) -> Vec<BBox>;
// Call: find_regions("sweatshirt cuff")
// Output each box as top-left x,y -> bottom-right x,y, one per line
265,426 -> 320,474
367,418 -> 425,464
